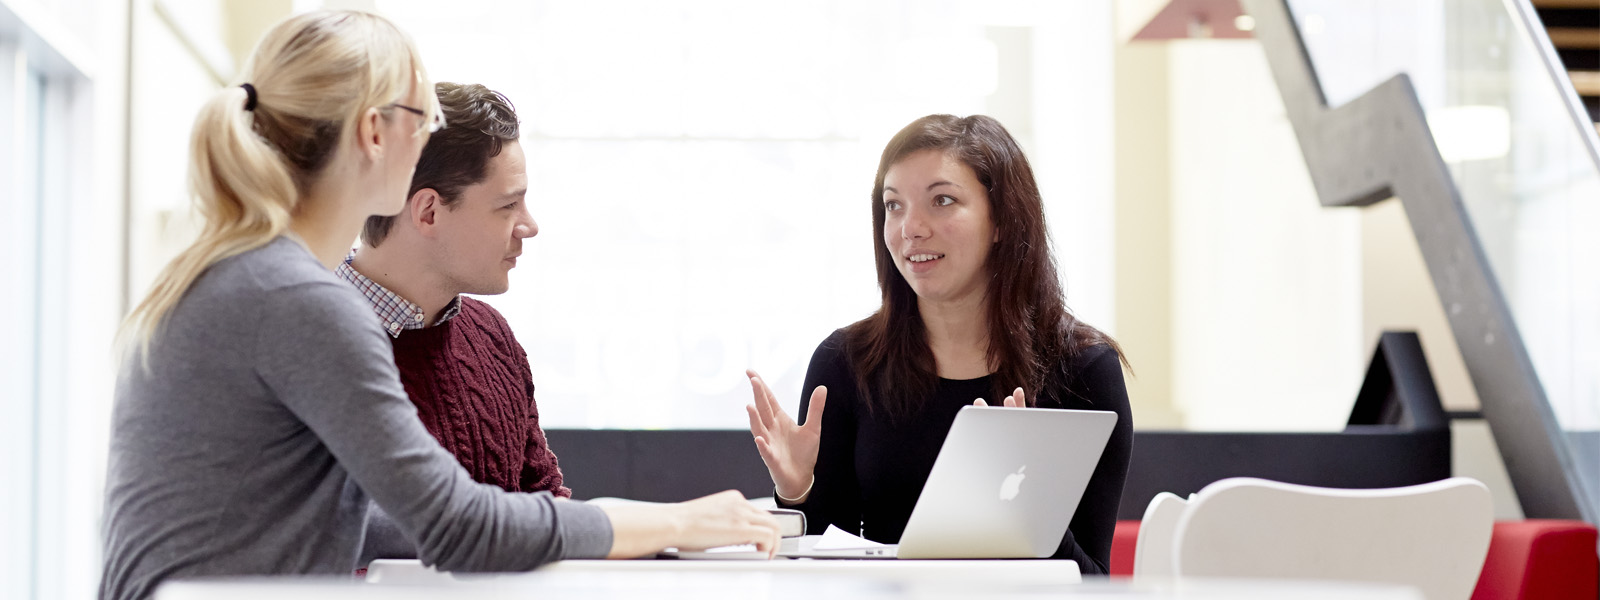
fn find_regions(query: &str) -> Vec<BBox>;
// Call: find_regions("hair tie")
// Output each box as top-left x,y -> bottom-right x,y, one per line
240,83 -> 258,111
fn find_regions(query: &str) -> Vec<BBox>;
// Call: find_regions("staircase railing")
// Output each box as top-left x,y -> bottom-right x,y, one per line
1243,0 -> 1600,525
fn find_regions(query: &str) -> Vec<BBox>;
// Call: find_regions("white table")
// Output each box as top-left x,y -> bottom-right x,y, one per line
158,570 -> 1425,600
367,557 -> 1081,585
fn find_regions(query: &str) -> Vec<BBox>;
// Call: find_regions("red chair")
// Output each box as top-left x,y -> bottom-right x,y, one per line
1472,520 -> 1597,600
1111,520 -> 1139,577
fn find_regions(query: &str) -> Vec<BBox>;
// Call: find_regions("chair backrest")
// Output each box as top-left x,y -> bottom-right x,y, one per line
1132,491 -> 1188,581
1173,477 -> 1493,600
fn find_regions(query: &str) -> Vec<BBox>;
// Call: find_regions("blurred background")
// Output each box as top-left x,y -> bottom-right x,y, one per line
2,0 -> 1597,597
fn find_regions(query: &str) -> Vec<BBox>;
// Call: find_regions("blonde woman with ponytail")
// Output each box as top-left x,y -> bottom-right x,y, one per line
102,12 -> 777,600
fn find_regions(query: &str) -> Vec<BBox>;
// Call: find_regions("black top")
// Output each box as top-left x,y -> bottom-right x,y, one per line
786,329 -> 1133,574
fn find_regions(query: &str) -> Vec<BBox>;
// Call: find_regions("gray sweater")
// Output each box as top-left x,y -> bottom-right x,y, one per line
100,236 -> 612,600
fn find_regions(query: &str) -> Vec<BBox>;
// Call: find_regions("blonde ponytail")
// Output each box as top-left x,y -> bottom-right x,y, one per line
118,10 -> 436,359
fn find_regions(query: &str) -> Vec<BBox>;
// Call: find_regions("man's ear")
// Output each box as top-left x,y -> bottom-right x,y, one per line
410,188 -> 442,237
354,106 -> 385,162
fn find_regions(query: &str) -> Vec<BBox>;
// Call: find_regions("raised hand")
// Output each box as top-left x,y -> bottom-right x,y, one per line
973,387 -> 1027,408
745,369 -> 826,503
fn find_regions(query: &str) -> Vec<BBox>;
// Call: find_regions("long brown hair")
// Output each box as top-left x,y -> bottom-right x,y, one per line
844,114 -> 1124,418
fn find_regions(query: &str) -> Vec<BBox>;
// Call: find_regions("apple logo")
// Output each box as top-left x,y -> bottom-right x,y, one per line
999,466 -> 1026,501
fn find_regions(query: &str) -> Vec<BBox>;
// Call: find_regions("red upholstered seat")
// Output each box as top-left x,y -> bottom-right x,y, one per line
1471,520 -> 1597,600
1108,518 -> 1597,599
1110,520 -> 1139,577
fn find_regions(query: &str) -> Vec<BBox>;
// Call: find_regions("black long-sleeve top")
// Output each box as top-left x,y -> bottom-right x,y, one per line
785,329 -> 1133,575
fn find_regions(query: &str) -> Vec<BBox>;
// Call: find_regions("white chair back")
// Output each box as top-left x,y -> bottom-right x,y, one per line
1132,491 -> 1187,581
1172,477 -> 1492,600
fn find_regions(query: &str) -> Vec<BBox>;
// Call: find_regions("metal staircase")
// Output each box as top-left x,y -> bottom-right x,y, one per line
1534,0 -> 1600,132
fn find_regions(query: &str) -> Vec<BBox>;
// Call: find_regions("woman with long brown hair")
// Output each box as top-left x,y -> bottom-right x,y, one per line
746,114 -> 1132,574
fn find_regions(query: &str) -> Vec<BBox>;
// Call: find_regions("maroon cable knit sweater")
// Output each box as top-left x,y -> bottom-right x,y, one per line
388,296 -> 569,497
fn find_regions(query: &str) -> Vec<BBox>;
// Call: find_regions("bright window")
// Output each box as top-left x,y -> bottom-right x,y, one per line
374,0 -> 1115,428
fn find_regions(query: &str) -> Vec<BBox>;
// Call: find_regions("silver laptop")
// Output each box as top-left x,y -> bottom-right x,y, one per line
781,406 -> 1117,559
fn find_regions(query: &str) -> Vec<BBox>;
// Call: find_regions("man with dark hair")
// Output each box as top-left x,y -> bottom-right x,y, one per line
338,82 -> 566,501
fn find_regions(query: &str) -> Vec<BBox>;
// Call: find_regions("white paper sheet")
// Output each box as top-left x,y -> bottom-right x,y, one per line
809,524 -> 889,551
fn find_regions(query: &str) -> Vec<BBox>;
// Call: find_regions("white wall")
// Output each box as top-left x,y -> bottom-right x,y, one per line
1112,4 -> 1179,428
1166,40 -> 1365,431
126,0 -> 228,299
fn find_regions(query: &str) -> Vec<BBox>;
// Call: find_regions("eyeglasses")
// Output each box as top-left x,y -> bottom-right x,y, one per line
388,103 -> 445,133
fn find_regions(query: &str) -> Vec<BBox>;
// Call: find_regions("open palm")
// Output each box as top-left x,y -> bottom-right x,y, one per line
745,369 -> 827,501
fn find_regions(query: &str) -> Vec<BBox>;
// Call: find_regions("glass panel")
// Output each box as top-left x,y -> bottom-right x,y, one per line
1287,0 -> 1600,513
0,59 -> 48,600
